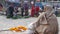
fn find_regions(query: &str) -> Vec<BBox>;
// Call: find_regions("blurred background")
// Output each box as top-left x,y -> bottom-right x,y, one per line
0,0 -> 60,17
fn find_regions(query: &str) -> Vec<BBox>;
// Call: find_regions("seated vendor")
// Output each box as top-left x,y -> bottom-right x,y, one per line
25,5 -> 58,34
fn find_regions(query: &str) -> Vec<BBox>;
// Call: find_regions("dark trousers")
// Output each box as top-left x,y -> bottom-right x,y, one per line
7,11 -> 13,18
10,11 -> 13,17
21,11 -> 24,17
55,11 -> 58,16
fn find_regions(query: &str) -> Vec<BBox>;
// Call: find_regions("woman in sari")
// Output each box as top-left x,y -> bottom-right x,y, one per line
31,1 -> 35,17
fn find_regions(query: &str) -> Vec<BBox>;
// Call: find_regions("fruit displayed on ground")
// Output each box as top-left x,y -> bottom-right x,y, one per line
9,26 -> 27,32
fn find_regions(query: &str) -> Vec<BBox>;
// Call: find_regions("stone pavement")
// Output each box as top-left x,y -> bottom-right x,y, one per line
57,17 -> 60,34
0,15 -> 37,34
0,15 -> 59,34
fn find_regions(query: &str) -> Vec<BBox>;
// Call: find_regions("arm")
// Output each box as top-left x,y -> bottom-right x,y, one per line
25,23 -> 35,34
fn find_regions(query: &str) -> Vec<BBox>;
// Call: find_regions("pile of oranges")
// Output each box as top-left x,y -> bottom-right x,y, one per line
9,26 -> 27,32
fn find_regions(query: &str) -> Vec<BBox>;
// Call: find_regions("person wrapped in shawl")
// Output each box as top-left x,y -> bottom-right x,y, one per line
25,5 -> 58,34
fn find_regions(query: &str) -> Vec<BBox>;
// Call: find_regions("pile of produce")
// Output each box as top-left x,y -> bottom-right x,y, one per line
9,26 -> 27,32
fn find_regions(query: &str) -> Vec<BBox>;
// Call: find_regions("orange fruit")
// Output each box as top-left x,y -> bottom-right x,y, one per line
9,26 -> 27,32
15,30 -> 21,32
22,27 -> 27,31
17,26 -> 24,29
9,27 -> 16,31
14,27 -> 22,32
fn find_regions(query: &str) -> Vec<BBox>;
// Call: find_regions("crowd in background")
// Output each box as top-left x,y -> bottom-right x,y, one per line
0,0 -> 58,18
0,0 -> 44,18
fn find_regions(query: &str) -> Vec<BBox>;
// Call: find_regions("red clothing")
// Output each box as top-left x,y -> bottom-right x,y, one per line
0,6 -> 3,11
31,6 -> 35,17
35,6 -> 39,13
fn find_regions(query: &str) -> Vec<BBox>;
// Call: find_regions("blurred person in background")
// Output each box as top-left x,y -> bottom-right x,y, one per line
54,5 -> 59,16
0,3 -> 4,15
7,3 -> 14,18
35,0 -> 44,17
23,1 -> 29,16
18,6 -> 21,13
31,1 -> 35,17
0,3 -> 3,11
21,4 -> 24,17
35,0 -> 44,10
35,6 -> 40,17
13,7 -> 19,17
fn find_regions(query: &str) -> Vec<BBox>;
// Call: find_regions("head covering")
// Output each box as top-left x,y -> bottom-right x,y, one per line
44,5 -> 53,11
31,1 -> 34,5
44,5 -> 54,18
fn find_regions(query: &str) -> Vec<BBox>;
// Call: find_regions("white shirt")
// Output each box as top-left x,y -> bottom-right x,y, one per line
18,7 -> 21,12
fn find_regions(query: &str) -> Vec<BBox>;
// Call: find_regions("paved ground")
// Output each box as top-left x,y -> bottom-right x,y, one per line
0,15 -> 37,34
57,17 -> 60,34
0,15 -> 59,34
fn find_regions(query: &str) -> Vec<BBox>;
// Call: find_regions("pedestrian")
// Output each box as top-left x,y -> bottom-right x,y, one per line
55,6 -> 58,16
31,5 -> 35,17
13,7 -> 19,17
0,3 -> 3,15
7,3 -> 14,18
0,3 -> 3,11
35,0 -> 44,10
35,6 -> 40,17
35,0 -> 44,17
23,1 -> 29,16
31,1 -> 35,17
18,6 -> 21,12
21,4 -> 24,17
